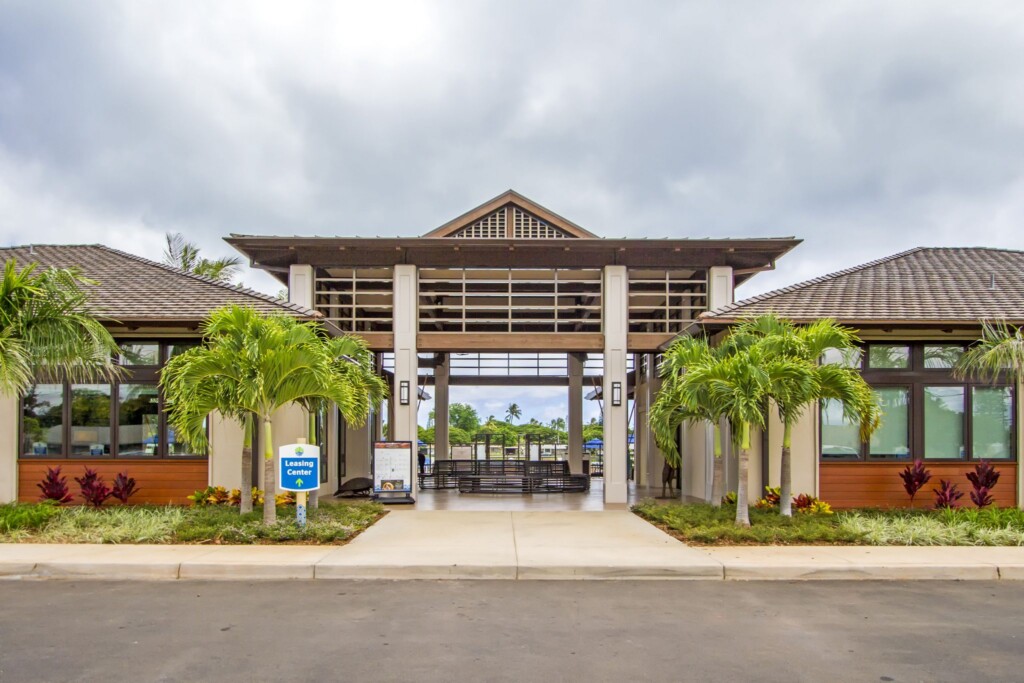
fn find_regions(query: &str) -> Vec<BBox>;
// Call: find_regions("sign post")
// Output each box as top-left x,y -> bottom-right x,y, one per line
279,439 -> 320,526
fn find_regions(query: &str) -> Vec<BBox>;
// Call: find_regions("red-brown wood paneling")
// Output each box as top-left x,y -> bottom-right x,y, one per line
19,459 -> 208,505
820,462 -> 1018,509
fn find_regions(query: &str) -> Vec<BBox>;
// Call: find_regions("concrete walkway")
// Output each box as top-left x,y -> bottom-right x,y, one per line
2,511 -> 1024,581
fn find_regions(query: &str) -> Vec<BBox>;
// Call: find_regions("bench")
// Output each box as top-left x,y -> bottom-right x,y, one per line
421,460 -> 588,494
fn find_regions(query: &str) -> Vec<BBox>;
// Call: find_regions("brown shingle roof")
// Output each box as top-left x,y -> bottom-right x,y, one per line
1,244 -> 316,323
701,247 -> 1024,325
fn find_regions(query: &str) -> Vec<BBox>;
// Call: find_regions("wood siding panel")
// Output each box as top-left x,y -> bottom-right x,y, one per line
18,459 -> 208,505
821,462 -> 1018,509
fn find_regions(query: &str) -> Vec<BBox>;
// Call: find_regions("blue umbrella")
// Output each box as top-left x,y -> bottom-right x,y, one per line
584,438 -> 603,449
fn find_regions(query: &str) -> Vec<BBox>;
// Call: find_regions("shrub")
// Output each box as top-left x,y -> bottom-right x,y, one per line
933,479 -> 964,509
721,491 -> 737,505
187,486 -> 230,506
75,468 -> 111,508
36,466 -> 74,504
790,494 -> 833,515
966,460 -> 1000,509
0,502 -> 62,533
898,459 -> 932,504
110,472 -> 139,504
755,486 -> 781,509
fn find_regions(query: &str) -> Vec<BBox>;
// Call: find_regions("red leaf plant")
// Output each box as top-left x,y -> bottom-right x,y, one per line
37,466 -> 74,504
75,468 -> 112,508
932,480 -> 964,509
110,472 -> 139,504
966,460 -> 1000,509
898,459 -> 932,504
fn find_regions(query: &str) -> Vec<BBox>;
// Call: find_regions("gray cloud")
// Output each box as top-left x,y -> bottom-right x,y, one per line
2,0 -> 1023,305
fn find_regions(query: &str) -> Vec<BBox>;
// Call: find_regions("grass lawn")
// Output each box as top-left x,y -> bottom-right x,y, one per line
632,499 -> 1024,546
0,501 -> 385,545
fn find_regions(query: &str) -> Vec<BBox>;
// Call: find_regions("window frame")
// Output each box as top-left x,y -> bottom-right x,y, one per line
19,339 -> 208,461
819,341 -> 1016,463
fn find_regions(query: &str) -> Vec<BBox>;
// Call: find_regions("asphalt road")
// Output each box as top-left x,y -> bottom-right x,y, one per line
0,580 -> 1021,682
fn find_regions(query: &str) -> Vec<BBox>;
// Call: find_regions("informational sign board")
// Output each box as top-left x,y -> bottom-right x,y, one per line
279,443 -> 321,492
372,441 -> 414,503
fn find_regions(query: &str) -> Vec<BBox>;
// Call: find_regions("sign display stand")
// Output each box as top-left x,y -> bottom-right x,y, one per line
372,441 -> 415,505
279,440 -> 321,526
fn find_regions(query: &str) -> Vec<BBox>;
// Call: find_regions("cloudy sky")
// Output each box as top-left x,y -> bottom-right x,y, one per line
3,1 -> 1023,426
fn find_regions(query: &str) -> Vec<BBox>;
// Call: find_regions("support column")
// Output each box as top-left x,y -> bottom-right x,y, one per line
603,265 -> 629,505
707,266 -> 735,501
434,353 -> 449,460
392,264 -> 419,497
288,264 -> 321,504
568,352 -> 585,474
0,394 -> 18,503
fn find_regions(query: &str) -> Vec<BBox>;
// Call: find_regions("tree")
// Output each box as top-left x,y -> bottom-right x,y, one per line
582,417 -> 603,444
732,315 -> 881,516
505,402 -> 522,424
161,305 -> 385,524
0,259 -> 121,397
956,320 -> 1024,386
163,232 -> 242,284
448,402 -> 481,434
652,336 -> 732,507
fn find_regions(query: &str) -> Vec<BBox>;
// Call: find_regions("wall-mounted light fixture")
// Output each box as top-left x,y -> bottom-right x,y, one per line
611,381 -> 622,407
399,380 -> 411,405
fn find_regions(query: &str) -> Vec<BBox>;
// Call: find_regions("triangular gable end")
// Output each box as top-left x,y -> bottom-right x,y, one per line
423,190 -> 598,239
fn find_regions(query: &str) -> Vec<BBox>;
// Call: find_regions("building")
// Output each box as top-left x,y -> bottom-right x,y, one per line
1,245 -> 318,504
228,190 -> 799,504
696,247 -> 1024,508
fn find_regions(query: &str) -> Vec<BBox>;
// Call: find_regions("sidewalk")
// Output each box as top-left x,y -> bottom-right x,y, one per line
2,511 -> 1023,581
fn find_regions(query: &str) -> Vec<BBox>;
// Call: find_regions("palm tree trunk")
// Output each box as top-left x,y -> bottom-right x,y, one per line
735,423 -> 751,528
711,423 -> 724,507
263,417 -> 276,525
779,422 -> 793,517
240,416 -> 253,514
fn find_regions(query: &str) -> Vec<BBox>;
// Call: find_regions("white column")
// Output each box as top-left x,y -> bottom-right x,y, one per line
393,264 -> 419,497
434,353 -> 449,460
288,264 -> 315,310
0,395 -> 18,503
603,265 -> 629,505
568,352 -> 584,473
708,266 -> 734,311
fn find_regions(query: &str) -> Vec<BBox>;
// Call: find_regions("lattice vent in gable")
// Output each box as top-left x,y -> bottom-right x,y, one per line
512,207 -> 572,238
452,209 -> 506,238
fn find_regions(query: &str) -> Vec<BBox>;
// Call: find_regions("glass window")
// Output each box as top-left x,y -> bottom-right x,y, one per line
22,384 -> 64,456
70,384 -> 112,456
118,384 -> 159,456
167,341 -> 199,359
869,387 -> 910,458
822,347 -> 862,369
167,417 -> 207,457
923,386 -> 964,459
868,345 -> 910,369
820,399 -> 861,458
119,342 -> 160,366
972,387 -> 1013,460
924,345 -> 964,369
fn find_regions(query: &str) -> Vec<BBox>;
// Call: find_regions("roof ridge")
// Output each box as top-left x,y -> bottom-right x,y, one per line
702,247 -> 927,318
91,245 -> 317,317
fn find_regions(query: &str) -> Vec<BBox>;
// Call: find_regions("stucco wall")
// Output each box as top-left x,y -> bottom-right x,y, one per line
0,395 -> 18,503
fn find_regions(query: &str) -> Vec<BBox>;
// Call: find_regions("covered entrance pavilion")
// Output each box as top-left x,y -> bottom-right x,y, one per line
227,190 -> 798,506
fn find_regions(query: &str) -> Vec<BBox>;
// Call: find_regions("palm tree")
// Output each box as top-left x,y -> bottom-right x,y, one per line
506,403 -> 522,424
956,320 -> 1024,385
0,259 -> 121,396
161,305 -> 385,524
652,335 -> 741,507
163,232 -> 241,284
733,315 -> 881,516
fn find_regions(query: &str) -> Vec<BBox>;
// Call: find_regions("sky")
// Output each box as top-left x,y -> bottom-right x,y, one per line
3,1 -> 1024,427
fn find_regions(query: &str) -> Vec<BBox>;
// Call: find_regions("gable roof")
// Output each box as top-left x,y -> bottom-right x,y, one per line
422,190 -> 598,239
1,244 -> 316,324
700,247 -> 1024,326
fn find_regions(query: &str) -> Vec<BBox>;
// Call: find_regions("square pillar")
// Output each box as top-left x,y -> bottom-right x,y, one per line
434,353 -> 449,460
392,264 -> 419,497
568,352 -> 585,473
603,265 -> 629,505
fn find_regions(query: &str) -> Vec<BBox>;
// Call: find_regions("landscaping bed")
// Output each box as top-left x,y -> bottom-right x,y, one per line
0,501 -> 385,545
632,500 -> 1024,546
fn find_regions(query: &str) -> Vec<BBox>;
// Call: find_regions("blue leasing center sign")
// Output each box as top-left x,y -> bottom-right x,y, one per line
279,444 -> 320,492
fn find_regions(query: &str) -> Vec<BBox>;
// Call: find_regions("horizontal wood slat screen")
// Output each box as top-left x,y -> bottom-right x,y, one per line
19,459 -> 208,506
821,462 -> 1017,509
